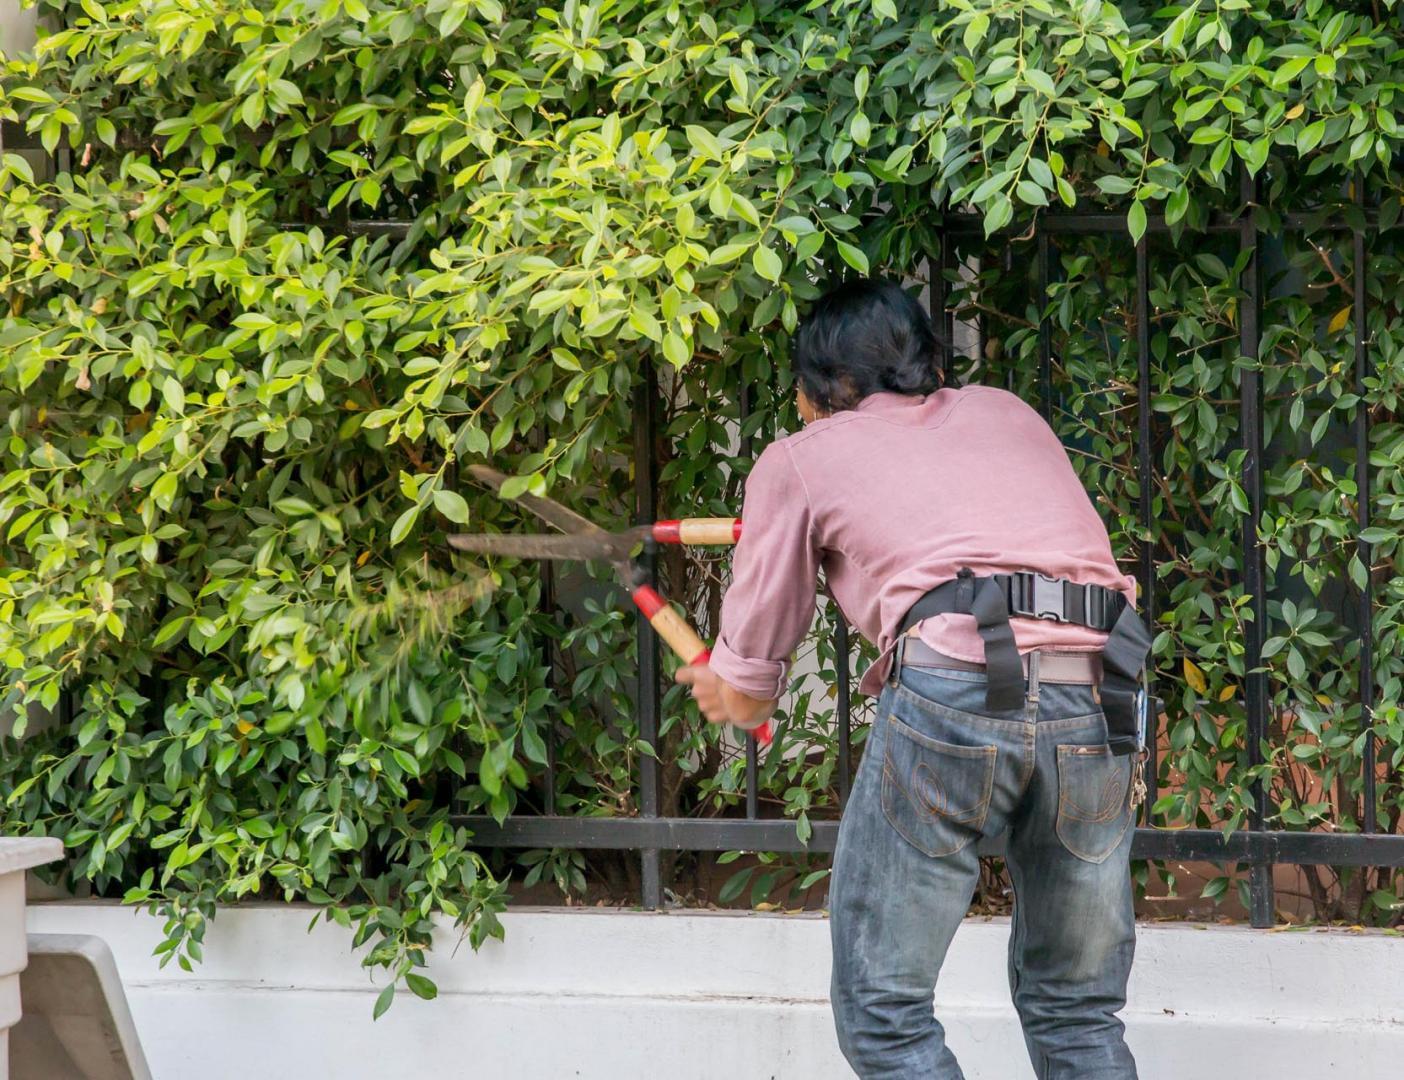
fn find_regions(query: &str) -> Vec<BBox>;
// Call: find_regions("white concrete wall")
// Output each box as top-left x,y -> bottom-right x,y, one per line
24,902 -> 1404,1079
0,0 -> 36,56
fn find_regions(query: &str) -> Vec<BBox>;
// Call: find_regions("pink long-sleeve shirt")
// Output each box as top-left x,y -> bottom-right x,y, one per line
708,387 -> 1139,700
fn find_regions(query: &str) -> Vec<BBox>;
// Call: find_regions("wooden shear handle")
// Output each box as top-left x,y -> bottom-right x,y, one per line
630,585 -> 774,746
651,518 -> 742,545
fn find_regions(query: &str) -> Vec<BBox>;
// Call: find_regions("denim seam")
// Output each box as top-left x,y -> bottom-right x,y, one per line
1014,723 -> 1037,801
1056,813 -> 1133,864
886,712 -> 999,759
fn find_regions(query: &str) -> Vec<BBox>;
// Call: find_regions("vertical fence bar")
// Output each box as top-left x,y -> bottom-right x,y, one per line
739,382 -> 759,821
541,545 -> 558,815
542,589 -> 557,815
835,611 -> 852,809
1237,168 -> 1275,926
931,242 -> 948,382
1353,171 -> 1376,834
633,371 -> 663,909
529,428 -> 558,816
1135,236 -> 1158,815
1037,230 -> 1053,420
940,233 -> 955,361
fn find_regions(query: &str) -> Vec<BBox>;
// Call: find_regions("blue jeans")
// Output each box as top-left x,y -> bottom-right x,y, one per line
830,661 -> 1138,1079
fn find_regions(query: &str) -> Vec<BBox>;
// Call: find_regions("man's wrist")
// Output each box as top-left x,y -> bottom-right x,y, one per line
720,681 -> 777,730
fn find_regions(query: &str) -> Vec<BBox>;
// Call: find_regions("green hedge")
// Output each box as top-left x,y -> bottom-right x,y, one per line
2,0 -> 1402,1004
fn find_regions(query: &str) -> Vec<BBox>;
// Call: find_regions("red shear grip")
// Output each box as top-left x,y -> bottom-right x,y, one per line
630,584 -> 667,619
652,520 -> 682,543
744,719 -> 774,746
733,519 -> 743,541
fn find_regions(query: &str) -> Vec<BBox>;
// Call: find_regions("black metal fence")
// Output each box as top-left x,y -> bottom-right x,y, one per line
455,166 -> 1404,927
12,85 -> 1399,922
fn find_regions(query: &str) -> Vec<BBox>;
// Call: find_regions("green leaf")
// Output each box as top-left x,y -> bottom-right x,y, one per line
1127,200 -> 1147,243
774,215 -> 815,237
405,973 -> 438,1000
433,489 -> 470,524
408,680 -> 433,724
1023,68 -> 1056,97
228,204 -> 247,250
707,243 -> 750,265
836,241 -> 869,274
752,244 -> 783,283
373,983 -> 395,1020
1296,120 -> 1326,154
390,507 -> 419,546
982,194 -> 1013,235
662,331 -> 690,367
1096,176 -> 1136,195
162,377 -> 185,415
718,867 -> 753,904
684,125 -> 723,160
963,14 -> 990,52
1015,180 -> 1048,207
849,111 -> 871,147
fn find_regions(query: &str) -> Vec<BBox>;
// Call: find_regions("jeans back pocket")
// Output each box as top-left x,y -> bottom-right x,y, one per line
880,714 -> 997,858
1055,744 -> 1133,864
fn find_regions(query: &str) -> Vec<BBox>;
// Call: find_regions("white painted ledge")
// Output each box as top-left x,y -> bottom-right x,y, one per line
1,837 -> 63,1078
25,903 -> 1404,1079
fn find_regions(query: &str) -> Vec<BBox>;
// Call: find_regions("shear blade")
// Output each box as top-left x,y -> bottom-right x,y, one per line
447,531 -> 637,562
466,464 -> 605,536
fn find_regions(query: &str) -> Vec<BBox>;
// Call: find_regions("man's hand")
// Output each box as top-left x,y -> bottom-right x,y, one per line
674,664 -> 729,725
675,664 -> 777,732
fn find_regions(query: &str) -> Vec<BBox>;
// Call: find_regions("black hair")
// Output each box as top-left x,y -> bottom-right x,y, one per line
791,278 -> 945,414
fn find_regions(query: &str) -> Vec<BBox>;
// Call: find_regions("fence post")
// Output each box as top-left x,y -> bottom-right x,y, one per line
632,370 -> 663,909
1135,236 -> 1159,817
1037,230 -> 1053,420
739,381 -> 760,821
1237,167 -> 1275,927
1352,171 -> 1377,837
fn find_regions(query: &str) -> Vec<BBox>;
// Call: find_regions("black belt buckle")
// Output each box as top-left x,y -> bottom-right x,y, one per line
1086,585 -> 1107,629
1013,572 -> 1068,622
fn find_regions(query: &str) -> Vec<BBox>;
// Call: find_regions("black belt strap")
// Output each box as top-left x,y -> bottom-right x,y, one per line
1098,602 -> 1153,756
895,569 -> 1151,755
967,572 -> 1024,712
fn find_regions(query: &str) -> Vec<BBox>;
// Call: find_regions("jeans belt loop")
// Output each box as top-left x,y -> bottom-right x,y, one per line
1026,650 -> 1042,710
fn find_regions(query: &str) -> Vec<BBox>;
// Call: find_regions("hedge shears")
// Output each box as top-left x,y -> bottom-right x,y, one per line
448,465 -> 773,745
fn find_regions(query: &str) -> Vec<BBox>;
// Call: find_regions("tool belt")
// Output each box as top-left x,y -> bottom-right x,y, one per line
895,568 -> 1151,756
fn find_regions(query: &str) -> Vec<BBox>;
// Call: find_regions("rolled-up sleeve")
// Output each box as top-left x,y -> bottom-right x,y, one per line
707,441 -> 820,699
